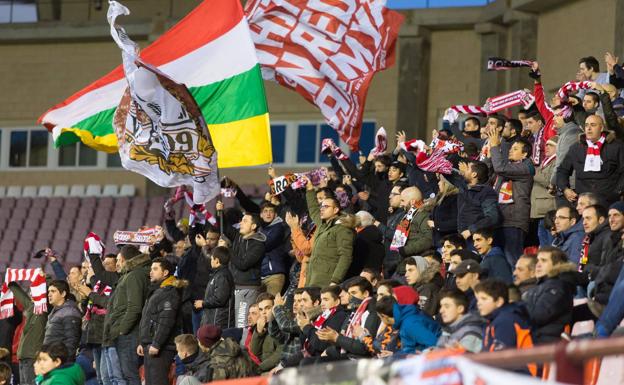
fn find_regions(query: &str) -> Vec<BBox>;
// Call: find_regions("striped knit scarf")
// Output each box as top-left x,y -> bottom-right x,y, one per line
487,57 -> 533,71
531,126 -> 544,165
584,134 -> 605,172
0,268 -> 47,319
444,90 -> 535,123
321,138 -> 348,160
557,81 -> 593,100
390,206 -> 418,251
171,187 -> 216,226
579,235 -> 591,273
369,127 -> 387,156
345,297 -> 372,338
84,232 -> 104,259
84,280 -> 112,320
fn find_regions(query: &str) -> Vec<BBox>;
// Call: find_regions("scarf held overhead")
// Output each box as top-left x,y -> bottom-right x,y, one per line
487,57 -> 534,71
444,90 -> 535,123
0,268 -> 47,319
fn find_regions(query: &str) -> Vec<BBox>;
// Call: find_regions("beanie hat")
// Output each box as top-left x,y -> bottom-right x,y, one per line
609,201 -> 624,215
409,256 -> 429,275
196,325 -> 222,348
393,285 -> 420,305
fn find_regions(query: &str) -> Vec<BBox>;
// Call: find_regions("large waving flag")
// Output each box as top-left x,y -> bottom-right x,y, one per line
39,0 -> 271,168
245,0 -> 403,151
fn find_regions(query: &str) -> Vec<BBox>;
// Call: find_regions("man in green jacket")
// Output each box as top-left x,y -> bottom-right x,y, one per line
250,293 -> 283,373
304,179 -> 355,287
395,186 -> 433,259
102,245 -> 151,385
8,280 -> 47,385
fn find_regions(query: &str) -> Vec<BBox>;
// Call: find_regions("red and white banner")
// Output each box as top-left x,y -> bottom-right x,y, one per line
245,0 -> 403,150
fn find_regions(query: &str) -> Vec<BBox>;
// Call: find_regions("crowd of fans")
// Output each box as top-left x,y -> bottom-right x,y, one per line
2,53 -> 624,385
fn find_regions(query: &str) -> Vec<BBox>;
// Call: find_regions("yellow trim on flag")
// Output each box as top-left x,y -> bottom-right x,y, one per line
59,127 -> 119,153
209,113 -> 272,168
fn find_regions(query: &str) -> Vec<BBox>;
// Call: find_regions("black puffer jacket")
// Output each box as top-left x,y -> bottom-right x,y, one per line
555,131 -> 624,205
139,276 -> 185,351
583,222 -> 612,278
523,262 -> 577,344
200,265 -> 235,329
44,299 -> 82,358
347,225 -> 384,278
224,225 -> 267,287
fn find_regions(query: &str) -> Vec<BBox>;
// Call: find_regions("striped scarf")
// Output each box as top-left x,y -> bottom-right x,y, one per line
557,81 -> 593,100
84,232 -> 104,259
0,268 -> 47,319
444,90 -> 535,123
172,187 -> 217,226
584,134 -> 605,172
84,280 -> 112,320
369,127 -> 387,156
390,206 -> 418,251
345,297 -> 372,339
487,57 -> 533,71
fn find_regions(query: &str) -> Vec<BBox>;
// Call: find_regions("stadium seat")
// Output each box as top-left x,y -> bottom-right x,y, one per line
31,197 -> 48,209
53,185 -> 70,197
22,186 -> 37,197
38,185 -> 54,197
86,184 -> 102,197
102,184 -> 119,196
596,355 -> 624,385
6,186 -> 21,197
69,185 -> 86,197
119,184 -> 136,196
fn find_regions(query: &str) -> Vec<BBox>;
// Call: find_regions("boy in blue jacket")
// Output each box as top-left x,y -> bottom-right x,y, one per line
375,296 -> 440,354
475,279 -> 537,376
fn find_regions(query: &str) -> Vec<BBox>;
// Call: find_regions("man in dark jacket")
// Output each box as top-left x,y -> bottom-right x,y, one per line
376,184 -> 407,277
524,247 -> 577,345
579,205 -> 611,279
194,246 -> 235,329
103,245 -> 151,385
258,202 -> 290,295
472,228 -> 512,284
446,160 -> 500,241
138,257 -> 183,385
555,115 -> 624,206
8,280 -> 47,385
44,280 -> 81,360
552,206 -> 584,264
488,127 -> 535,267
191,227 -> 221,333
347,211 -> 384,278
590,202 -> 624,312
218,203 -> 267,329
437,289 -> 484,353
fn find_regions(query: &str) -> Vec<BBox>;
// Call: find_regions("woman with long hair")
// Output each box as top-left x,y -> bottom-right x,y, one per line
425,175 -> 459,247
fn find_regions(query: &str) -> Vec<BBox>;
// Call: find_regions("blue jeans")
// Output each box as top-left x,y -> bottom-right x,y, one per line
192,309 -> 202,335
93,346 -> 111,385
115,330 -> 141,385
102,346 -> 126,385
502,227 -> 525,268
537,219 -> 553,247
596,265 -> 624,337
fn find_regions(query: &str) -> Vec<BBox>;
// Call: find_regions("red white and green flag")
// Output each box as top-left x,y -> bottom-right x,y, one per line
39,0 -> 271,168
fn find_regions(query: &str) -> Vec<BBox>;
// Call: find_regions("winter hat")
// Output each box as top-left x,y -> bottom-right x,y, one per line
409,256 -> 429,275
196,325 -> 222,348
609,201 -> 624,215
546,135 -> 559,146
393,285 -> 420,305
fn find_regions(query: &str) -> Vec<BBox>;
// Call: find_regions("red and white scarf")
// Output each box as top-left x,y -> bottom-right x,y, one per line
417,149 -> 454,175
84,280 -> 112,321
321,138 -> 349,160
345,297 -> 372,338
487,57 -> 534,71
557,81 -> 593,100
542,154 -> 556,168
531,126 -> 545,165
444,90 -> 535,124
0,268 -> 47,319
498,180 -> 513,204
390,206 -> 418,251
84,232 -> 105,259
584,134 -> 605,172
312,306 -> 338,330
171,187 -> 217,226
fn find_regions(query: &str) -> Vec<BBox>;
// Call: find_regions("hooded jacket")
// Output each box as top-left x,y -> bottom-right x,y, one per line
437,312 -> 485,353
524,263 -> 577,344
139,276 -> 185,351
305,190 -> 355,287
260,216 -> 291,277
480,246 -> 513,284
491,145 -> 535,232
483,302 -> 534,354
552,220 -> 584,264
412,259 -> 443,317
36,363 -> 85,385
43,299 -> 82,358
555,130 -> 624,205
103,253 -> 151,345
393,304 -> 441,353
200,265 -> 235,329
